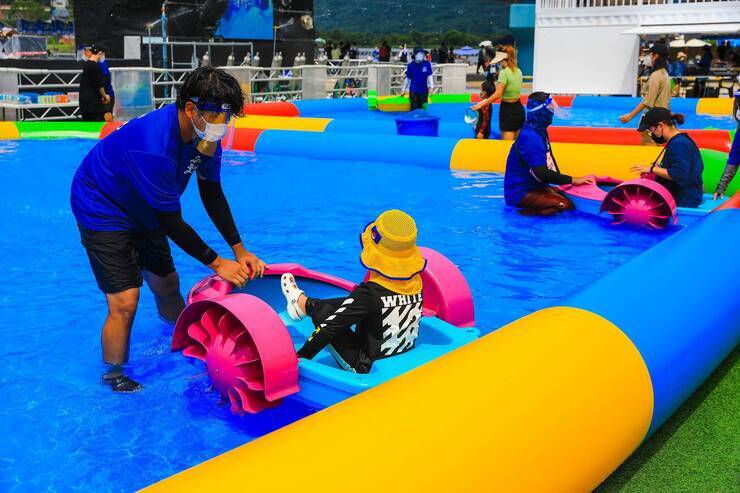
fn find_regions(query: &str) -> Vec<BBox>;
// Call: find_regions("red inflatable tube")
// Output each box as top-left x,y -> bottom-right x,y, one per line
99,121 -> 124,139
229,128 -> 264,152
548,127 -> 731,152
715,192 -> 740,211
242,102 -> 300,117
519,94 -> 574,108
473,94 -> 574,107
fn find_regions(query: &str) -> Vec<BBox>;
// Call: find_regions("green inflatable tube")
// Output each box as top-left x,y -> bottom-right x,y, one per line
429,94 -> 472,104
16,121 -> 104,139
701,148 -> 738,196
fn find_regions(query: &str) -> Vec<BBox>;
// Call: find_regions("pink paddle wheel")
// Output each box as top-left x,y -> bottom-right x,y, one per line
172,295 -> 299,414
601,178 -> 677,229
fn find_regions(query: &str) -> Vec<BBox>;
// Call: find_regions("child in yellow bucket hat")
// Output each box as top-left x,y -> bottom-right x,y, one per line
281,209 -> 426,373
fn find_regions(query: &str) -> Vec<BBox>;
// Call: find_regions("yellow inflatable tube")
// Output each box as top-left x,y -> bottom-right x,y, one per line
451,139 -> 666,180
0,122 -> 20,139
696,97 -> 733,116
234,115 -> 332,132
143,307 -> 653,493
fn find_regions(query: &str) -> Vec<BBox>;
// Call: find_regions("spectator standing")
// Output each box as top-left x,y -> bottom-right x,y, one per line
431,48 -> 439,63
697,45 -> 713,75
399,45 -> 409,63
619,43 -> 671,145
79,43 -> 110,122
439,43 -> 448,64
379,41 -> 391,62
472,45 -> 524,140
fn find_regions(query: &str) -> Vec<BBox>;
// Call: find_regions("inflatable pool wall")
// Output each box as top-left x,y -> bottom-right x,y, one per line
213,127 -> 738,197
142,196 -> 739,493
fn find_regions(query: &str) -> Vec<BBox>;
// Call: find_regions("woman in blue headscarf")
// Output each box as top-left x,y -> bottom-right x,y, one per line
504,92 -> 595,215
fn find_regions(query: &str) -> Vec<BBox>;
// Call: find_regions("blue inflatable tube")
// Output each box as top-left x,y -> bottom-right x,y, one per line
564,207 -> 740,435
571,95 -> 700,114
670,98 -> 701,113
324,118 -> 480,139
571,96 -> 643,111
294,98 -> 368,116
255,130 -> 459,169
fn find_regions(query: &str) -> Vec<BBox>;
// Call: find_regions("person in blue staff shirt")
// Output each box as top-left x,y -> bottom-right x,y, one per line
70,66 -> 266,393
504,92 -> 595,215
401,47 -> 434,111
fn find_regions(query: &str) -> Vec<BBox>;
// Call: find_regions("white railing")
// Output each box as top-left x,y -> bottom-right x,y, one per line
0,63 -> 467,120
324,64 -> 368,99
539,0 -> 733,8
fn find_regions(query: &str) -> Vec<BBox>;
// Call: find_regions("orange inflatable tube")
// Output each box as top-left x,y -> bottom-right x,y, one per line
99,121 -> 124,139
224,127 -> 264,151
242,102 -> 300,117
548,127 -> 731,153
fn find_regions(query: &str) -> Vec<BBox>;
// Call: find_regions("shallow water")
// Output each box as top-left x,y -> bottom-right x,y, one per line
0,139 -> 674,492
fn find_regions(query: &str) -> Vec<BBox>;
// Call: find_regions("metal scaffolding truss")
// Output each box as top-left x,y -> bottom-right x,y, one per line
17,69 -> 81,91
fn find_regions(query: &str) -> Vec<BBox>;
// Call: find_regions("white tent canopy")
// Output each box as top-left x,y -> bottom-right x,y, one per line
669,37 -> 712,48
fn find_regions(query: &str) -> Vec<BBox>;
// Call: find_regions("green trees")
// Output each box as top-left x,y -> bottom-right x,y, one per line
8,0 -> 48,22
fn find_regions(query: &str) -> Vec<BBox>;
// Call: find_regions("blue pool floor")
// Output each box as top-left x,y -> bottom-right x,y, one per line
0,139 -> 674,492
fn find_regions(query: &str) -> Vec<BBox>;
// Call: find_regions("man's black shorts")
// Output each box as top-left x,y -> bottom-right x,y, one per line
409,91 -> 428,111
78,225 -> 176,294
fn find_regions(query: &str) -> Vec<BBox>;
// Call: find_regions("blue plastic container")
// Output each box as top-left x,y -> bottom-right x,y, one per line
395,110 -> 441,137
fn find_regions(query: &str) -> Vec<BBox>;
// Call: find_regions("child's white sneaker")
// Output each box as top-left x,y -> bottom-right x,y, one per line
281,273 -> 306,321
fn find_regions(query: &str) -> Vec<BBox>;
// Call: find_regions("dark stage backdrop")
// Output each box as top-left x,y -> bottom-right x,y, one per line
73,0 -> 314,64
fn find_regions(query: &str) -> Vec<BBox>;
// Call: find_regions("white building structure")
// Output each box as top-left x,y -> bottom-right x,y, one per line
533,0 -> 740,95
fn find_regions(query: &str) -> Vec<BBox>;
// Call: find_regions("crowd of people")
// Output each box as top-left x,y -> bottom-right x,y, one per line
324,41 -> 359,60
639,40 -> 739,98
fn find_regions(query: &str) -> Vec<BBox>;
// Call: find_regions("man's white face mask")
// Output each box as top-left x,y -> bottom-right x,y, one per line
191,110 -> 229,142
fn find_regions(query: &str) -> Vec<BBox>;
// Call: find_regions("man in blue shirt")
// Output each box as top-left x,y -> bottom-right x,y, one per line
71,66 -> 266,392
504,92 -> 594,215
401,47 -> 433,111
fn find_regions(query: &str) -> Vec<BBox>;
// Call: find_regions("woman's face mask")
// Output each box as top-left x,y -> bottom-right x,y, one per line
191,110 -> 229,142
648,124 -> 666,144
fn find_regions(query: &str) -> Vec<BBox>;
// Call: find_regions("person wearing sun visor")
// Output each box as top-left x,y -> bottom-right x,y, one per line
619,43 -> 671,145
70,66 -> 266,393
504,92 -> 596,216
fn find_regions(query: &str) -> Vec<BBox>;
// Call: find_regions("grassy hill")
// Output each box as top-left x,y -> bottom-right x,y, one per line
314,0 -> 513,36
